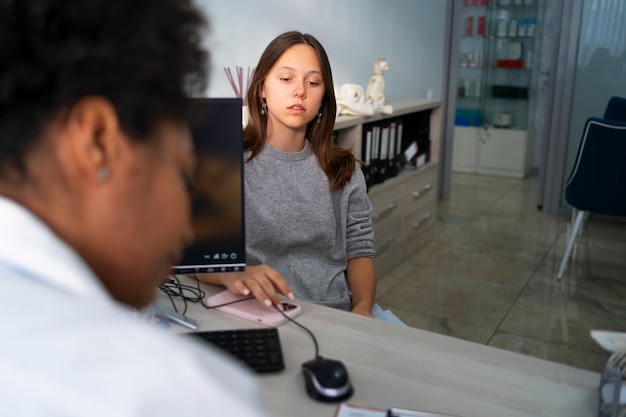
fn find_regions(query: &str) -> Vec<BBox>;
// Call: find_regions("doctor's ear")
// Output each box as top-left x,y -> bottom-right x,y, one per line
65,96 -> 122,184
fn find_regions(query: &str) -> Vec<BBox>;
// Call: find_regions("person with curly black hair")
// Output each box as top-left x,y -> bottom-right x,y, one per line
0,1 -> 267,415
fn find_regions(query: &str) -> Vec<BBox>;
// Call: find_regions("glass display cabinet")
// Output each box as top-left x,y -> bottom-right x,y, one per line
453,0 -> 541,178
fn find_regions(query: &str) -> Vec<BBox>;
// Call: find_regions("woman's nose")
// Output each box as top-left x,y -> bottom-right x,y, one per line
294,83 -> 306,98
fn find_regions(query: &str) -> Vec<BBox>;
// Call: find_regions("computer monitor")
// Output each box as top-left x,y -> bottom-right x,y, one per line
172,98 -> 245,274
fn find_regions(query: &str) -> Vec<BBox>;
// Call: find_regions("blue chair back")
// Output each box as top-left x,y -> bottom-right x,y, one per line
603,96 -> 626,121
564,97 -> 626,217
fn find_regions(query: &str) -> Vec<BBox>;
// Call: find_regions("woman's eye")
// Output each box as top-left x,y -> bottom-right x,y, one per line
307,81 -> 320,87
280,77 -> 292,82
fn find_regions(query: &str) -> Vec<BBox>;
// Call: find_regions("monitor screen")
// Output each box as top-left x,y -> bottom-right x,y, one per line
173,98 -> 245,274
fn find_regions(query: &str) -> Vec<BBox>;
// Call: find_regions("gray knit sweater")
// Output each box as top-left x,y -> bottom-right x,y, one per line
244,141 -> 375,311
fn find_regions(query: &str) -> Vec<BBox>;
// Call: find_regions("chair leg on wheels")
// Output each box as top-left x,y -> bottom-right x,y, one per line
557,210 -> 586,280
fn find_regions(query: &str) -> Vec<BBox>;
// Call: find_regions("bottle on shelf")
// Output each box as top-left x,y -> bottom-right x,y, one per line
517,18 -> 527,37
496,10 -> 510,38
465,16 -> 474,37
477,15 -> 486,37
508,19 -> 518,38
526,18 -> 536,37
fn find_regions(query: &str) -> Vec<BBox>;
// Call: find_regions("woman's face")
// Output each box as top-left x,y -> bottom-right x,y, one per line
95,121 -> 195,308
262,43 -> 325,134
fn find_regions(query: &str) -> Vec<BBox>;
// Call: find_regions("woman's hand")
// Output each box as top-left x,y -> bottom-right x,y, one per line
351,304 -> 373,318
346,257 -> 376,318
198,265 -> 294,309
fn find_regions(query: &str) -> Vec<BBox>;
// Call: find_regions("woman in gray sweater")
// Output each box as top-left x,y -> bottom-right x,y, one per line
200,31 -> 377,318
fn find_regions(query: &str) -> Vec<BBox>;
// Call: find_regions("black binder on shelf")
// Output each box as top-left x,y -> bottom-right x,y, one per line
360,116 -> 414,189
371,125 -> 381,186
362,128 -> 372,189
379,124 -> 390,182
388,122 -> 397,178
393,120 -> 405,174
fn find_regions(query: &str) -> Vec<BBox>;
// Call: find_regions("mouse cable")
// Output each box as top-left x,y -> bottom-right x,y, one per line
163,275 -> 320,360
159,275 -> 206,316
276,308 -> 320,360
189,273 -> 321,359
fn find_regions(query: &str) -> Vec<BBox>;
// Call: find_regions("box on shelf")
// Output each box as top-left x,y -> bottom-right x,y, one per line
496,59 -> 524,68
455,108 -> 483,127
492,85 -> 529,99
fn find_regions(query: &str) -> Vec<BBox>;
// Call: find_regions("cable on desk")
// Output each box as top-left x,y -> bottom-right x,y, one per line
159,275 -> 206,315
160,274 -> 256,312
277,308 -> 320,360
163,275 -> 320,360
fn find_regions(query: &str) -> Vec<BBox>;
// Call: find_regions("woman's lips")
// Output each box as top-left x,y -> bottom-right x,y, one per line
288,104 -> 306,112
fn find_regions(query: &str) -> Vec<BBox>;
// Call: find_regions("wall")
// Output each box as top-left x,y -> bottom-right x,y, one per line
194,0 -> 448,101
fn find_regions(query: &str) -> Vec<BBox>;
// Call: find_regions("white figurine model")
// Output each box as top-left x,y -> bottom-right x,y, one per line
335,83 -> 374,116
365,58 -> 389,107
335,58 -> 393,116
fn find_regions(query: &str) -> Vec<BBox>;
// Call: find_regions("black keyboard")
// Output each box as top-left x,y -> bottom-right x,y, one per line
189,328 -> 285,373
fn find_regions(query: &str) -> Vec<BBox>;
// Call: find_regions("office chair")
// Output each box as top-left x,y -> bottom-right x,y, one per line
556,96 -> 626,280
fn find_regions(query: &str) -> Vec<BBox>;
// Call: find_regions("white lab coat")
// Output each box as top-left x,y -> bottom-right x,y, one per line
0,196 -> 267,417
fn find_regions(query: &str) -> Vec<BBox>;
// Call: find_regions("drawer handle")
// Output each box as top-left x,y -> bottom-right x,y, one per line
412,213 -> 433,230
376,236 -> 396,254
372,203 -> 397,222
412,183 -> 433,199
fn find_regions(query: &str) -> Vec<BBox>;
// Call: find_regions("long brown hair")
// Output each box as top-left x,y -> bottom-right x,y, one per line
244,31 -> 356,192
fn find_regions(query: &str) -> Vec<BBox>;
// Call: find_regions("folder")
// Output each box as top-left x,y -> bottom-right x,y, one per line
379,124 -> 390,181
362,128 -> 373,188
388,122 -> 397,177
394,121 -> 405,173
371,125 -> 381,186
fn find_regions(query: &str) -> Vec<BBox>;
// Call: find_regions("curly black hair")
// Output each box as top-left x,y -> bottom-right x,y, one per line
0,0 -> 209,177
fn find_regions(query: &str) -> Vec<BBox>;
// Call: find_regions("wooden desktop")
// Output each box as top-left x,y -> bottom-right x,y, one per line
158,279 -> 599,417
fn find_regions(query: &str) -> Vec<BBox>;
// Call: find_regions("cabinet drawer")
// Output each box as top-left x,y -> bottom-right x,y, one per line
403,225 -> 434,260
372,215 -> 402,279
369,186 -> 403,225
403,165 -> 437,210
402,199 -> 436,245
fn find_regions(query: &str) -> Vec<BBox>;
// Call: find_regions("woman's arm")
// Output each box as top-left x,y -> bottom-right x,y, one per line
346,256 -> 376,317
196,265 -> 294,308
343,168 -> 377,317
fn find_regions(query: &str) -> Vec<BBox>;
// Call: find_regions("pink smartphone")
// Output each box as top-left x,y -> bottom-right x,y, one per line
205,289 -> 302,326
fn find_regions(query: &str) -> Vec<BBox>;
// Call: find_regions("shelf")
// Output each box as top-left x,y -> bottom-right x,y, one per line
334,98 -> 441,131
491,66 -> 530,70
488,35 -> 535,41
486,96 -> 528,101
333,98 -> 442,278
487,2 -> 537,9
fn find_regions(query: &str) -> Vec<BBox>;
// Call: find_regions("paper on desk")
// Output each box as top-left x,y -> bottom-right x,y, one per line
334,403 -> 386,417
591,330 -> 626,352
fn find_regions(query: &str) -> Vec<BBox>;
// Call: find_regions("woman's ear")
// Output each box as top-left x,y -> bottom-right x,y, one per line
64,96 -> 122,184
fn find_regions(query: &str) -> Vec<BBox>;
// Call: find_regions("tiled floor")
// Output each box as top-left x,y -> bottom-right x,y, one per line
376,172 -> 626,372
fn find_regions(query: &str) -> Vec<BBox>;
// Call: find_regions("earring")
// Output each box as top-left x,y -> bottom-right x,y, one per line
260,99 -> 267,116
97,166 -> 109,182
316,112 -> 322,124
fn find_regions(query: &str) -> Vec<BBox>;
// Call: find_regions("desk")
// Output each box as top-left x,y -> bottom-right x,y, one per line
158,280 -> 599,417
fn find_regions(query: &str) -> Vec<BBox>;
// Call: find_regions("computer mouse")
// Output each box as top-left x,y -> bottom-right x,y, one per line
301,357 -> 353,402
